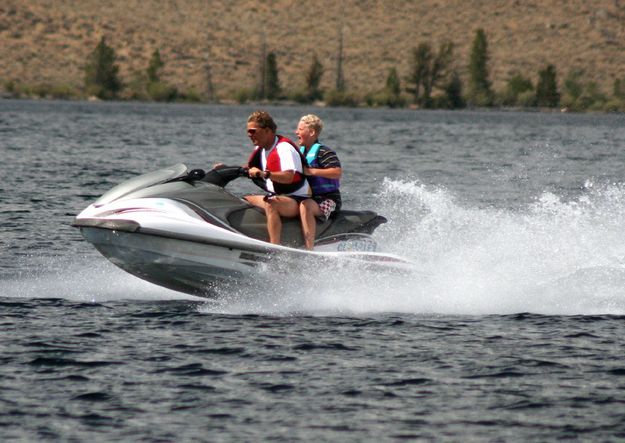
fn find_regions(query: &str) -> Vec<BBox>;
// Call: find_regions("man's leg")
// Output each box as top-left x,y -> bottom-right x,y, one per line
299,199 -> 323,250
244,195 -> 265,208
265,196 -> 299,244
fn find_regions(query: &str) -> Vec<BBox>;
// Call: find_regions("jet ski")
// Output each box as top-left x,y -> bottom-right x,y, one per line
73,164 -> 414,297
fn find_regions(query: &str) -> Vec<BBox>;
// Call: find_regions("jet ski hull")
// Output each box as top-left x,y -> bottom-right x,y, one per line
73,164 -> 415,297
79,225 -> 414,297
80,227 -> 269,295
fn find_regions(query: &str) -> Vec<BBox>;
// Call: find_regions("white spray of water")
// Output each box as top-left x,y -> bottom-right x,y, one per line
202,178 -> 625,316
7,179 -> 625,315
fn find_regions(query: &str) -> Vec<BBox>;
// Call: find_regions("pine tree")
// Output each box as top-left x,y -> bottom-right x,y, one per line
146,49 -> 164,83
205,61 -> 216,102
613,77 -> 625,99
384,67 -> 403,107
265,52 -> 281,100
536,65 -> 559,107
406,43 -> 432,105
84,37 -> 122,99
256,33 -> 267,99
467,29 -> 492,106
424,41 -> 454,107
386,67 -> 401,97
443,71 -> 465,109
609,77 -> 625,112
143,49 -> 178,101
406,41 -> 454,108
306,53 -> 324,101
335,27 -> 345,92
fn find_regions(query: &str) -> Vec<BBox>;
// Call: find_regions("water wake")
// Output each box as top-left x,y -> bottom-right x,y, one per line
204,179 -> 625,316
7,180 -> 625,315
2,255 -> 194,302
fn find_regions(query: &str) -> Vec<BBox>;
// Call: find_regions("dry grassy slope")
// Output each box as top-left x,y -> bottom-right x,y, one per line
1,0 -> 624,98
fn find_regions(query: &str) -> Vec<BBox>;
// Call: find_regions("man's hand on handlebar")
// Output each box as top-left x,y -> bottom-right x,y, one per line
248,167 -> 264,179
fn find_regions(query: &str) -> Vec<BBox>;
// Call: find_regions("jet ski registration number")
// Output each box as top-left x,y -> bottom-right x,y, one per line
336,238 -> 377,252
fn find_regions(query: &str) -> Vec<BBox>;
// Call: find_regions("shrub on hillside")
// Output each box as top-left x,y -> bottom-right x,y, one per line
287,88 -> 315,104
365,90 -> 406,108
125,72 -> 149,100
603,98 -> 625,112
467,90 -> 493,107
578,83 -> 607,111
561,71 -> 607,111
324,89 -> 359,107
177,88 -> 202,103
366,68 -> 406,108
4,81 -> 79,99
36,83 -> 78,99
500,73 -> 533,106
234,88 -> 254,104
517,90 -> 537,107
147,81 -> 178,102
5,81 -> 32,98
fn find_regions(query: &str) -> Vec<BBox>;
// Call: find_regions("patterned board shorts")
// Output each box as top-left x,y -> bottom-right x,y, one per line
317,199 -> 337,221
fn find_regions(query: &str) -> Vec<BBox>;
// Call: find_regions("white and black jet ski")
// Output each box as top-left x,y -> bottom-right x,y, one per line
73,164 -> 414,296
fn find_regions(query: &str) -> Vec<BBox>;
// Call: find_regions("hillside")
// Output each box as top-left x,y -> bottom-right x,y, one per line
1,0 -> 624,100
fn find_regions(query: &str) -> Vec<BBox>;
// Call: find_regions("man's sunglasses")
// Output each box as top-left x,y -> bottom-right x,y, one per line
247,128 -> 263,135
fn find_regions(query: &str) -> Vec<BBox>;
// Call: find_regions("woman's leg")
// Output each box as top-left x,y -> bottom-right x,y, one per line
299,199 -> 323,250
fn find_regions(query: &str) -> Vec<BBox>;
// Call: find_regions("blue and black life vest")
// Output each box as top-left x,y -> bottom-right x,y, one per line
300,142 -> 340,195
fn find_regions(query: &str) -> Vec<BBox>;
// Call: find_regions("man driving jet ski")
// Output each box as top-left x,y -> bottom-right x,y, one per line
243,110 -> 311,245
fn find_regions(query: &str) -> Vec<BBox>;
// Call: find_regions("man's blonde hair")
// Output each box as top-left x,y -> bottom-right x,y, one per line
299,114 -> 323,135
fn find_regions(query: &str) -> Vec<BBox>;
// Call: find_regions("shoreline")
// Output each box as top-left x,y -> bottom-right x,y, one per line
2,95 -> 623,115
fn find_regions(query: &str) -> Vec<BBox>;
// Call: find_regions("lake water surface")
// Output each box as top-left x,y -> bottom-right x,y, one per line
2,100 -> 625,441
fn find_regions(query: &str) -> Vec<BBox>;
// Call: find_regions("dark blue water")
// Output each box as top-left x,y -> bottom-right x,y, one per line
2,100 -> 625,441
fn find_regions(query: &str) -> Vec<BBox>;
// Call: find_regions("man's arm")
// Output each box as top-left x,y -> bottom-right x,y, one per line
264,169 -> 295,183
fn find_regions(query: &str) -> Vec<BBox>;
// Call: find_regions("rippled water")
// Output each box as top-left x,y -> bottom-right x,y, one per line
2,100 -> 625,441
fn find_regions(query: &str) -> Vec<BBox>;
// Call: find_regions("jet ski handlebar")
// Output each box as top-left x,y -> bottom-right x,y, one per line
173,164 -> 263,189
191,165 -> 250,188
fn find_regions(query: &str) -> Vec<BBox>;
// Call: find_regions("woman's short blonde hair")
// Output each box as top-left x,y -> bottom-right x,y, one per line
299,114 -> 323,135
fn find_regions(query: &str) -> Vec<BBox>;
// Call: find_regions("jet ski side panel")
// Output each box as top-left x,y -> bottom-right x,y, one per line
91,175 -> 386,248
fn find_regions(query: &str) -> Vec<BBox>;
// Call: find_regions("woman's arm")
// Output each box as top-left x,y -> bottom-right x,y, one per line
304,166 -> 342,179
